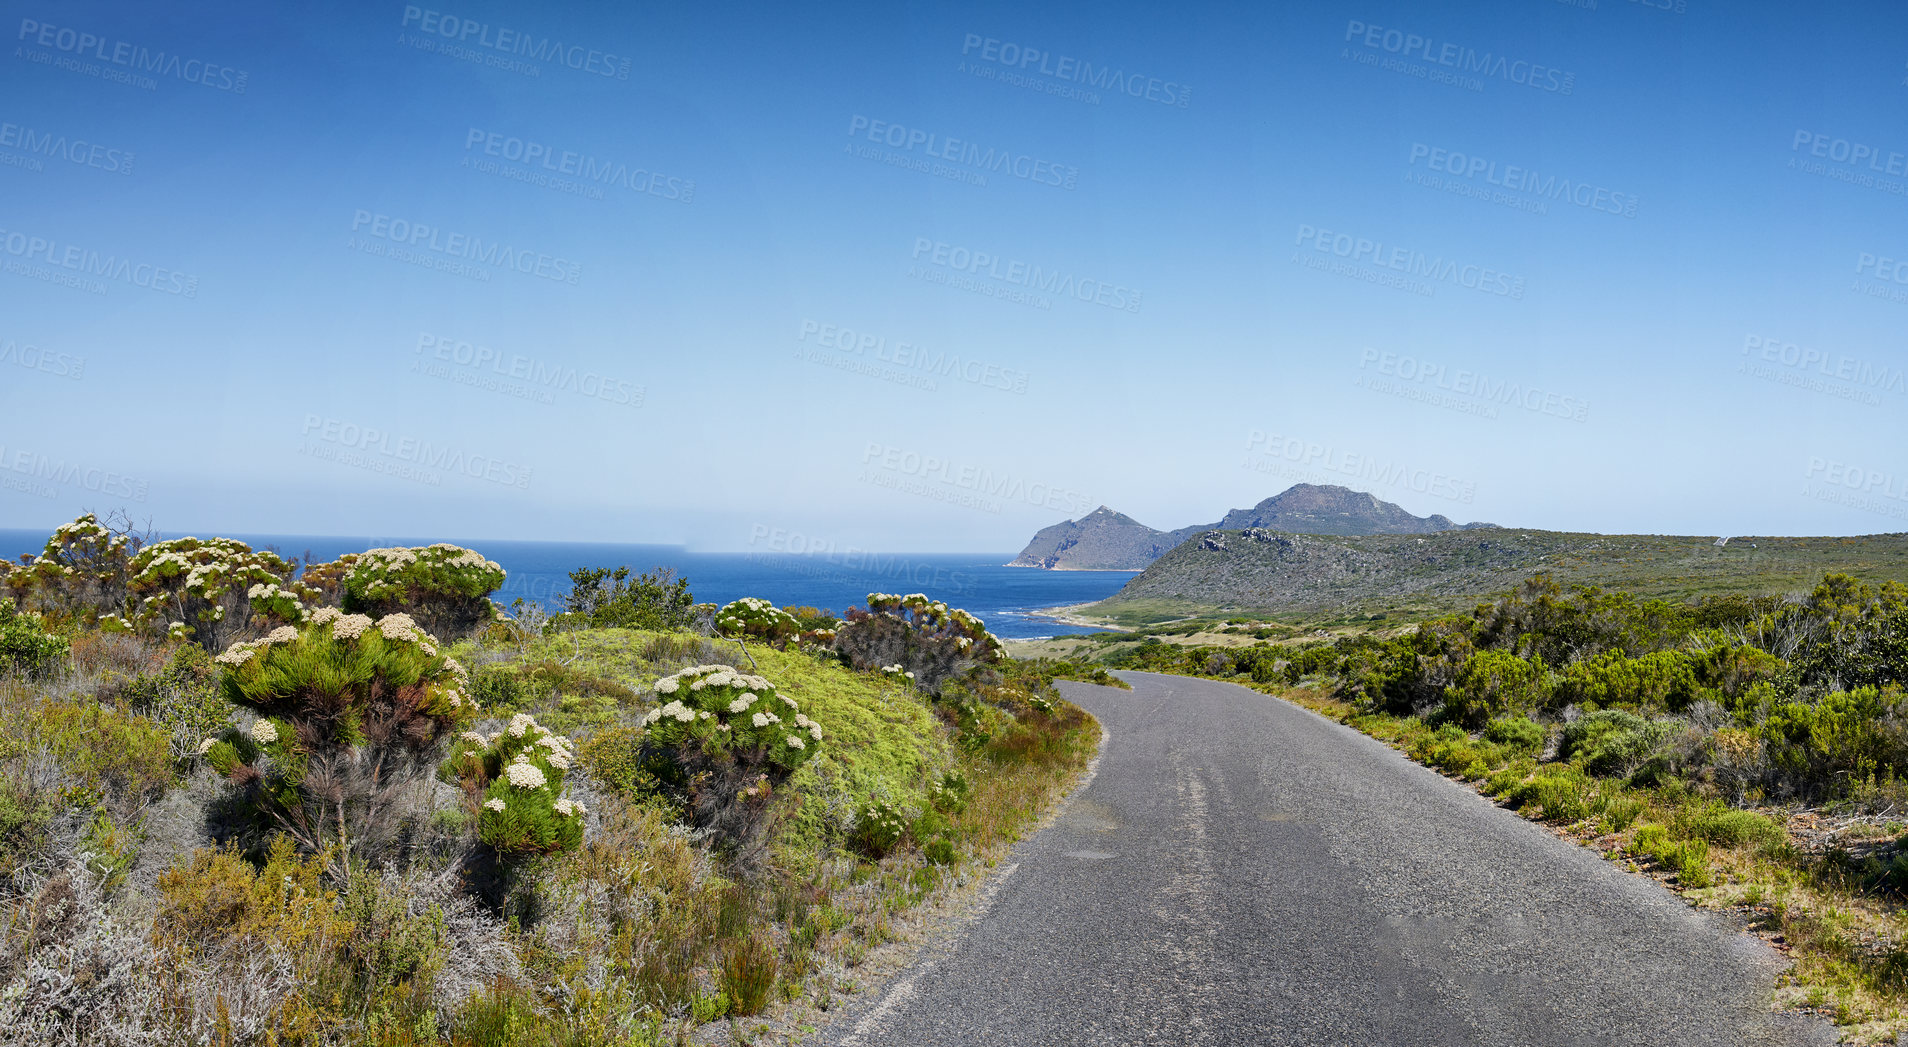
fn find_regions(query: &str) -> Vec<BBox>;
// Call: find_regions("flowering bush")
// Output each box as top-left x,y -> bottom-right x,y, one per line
21,512 -> 145,620
129,536 -> 303,651
445,713 -> 585,858
928,771 -> 970,814
713,598 -> 801,648
834,592 -> 1004,696
294,552 -> 358,606
341,544 -> 506,640
852,800 -> 907,858
637,664 -> 822,865
200,608 -> 475,856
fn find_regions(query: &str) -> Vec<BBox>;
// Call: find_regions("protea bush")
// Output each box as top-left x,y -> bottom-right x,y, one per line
445,713 -> 586,858
834,592 -> 1004,696
130,536 -> 304,651
200,607 -> 475,858
713,597 -> 801,648
638,664 -> 822,866
339,544 -> 506,640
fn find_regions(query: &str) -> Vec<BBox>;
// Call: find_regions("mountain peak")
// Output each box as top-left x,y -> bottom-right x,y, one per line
1010,484 -> 1502,569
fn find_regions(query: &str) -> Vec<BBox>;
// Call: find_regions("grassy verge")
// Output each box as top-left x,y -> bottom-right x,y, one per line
1193,676 -> 1908,1043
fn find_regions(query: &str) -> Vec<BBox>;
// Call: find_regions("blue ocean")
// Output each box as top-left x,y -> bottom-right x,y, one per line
0,530 -> 1131,639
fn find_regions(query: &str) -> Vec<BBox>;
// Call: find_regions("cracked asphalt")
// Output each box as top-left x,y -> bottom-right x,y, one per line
824,671 -> 1837,1047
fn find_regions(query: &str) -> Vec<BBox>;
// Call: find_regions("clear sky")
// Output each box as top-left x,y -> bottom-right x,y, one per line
2,0 -> 1905,551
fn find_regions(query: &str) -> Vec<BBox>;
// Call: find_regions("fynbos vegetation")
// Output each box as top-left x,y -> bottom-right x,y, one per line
0,515 -> 1101,1046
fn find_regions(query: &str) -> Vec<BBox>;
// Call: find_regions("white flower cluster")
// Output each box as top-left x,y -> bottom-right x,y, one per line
250,719 -> 279,744
375,612 -> 439,654
197,737 -> 217,756
794,712 -> 823,742
484,797 -> 507,812
330,613 -> 374,640
503,759 -> 547,789
552,798 -> 586,818
880,664 -> 916,680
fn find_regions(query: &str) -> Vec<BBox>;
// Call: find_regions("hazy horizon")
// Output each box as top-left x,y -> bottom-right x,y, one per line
4,1 -> 1905,550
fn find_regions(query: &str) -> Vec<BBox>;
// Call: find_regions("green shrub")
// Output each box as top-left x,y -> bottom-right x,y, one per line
1555,649 -> 1707,713
561,564 -> 696,631
928,771 -> 970,813
1684,805 -> 1784,849
0,772 -> 58,881
447,713 -> 586,858
1560,709 -> 1655,763
7,697 -> 174,810
339,544 -> 506,640
853,800 -> 907,858
0,601 -> 68,678
201,609 -> 473,855
1483,716 -> 1545,753
1600,792 -> 1645,832
578,725 -> 653,798
470,663 -> 532,711
1440,649 -> 1544,729
1631,823 -> 1715,886
1502,770 -> 1593,823
1761,686 -> 1908,797
1580,721 -> 1679,779
106,642 -> 228,758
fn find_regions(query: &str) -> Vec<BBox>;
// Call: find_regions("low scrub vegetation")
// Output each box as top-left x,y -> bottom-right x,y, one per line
0,518 -> 1104,1045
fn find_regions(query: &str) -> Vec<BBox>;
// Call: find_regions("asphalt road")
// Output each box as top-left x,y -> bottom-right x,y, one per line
826,671 -> 1836,1047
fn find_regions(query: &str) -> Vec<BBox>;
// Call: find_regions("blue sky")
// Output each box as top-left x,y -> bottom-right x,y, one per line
2,0 -> 1905,550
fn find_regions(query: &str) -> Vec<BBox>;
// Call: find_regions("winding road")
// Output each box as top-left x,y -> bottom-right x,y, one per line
826,671 -> 1835,1047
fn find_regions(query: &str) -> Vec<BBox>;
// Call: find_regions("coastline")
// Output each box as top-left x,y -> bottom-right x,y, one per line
1000,561 -> 1145,573
1028,601 -> 1128,632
